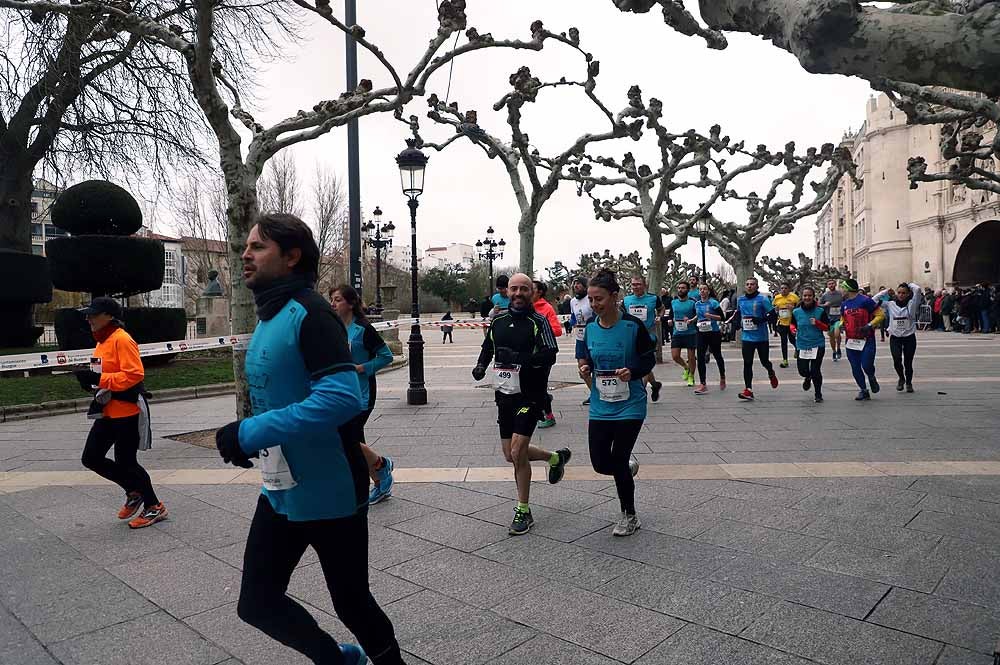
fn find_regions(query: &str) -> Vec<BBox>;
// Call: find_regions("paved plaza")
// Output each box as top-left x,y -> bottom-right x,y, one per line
2,329 -> 1000,664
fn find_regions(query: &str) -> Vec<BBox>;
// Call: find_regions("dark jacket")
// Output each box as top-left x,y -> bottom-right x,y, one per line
477,307 -> 558,401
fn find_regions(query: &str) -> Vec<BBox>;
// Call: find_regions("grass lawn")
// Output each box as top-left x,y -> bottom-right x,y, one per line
0,352 -> 235,408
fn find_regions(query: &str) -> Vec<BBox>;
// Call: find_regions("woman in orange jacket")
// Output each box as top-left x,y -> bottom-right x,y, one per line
78,297 -> 166,529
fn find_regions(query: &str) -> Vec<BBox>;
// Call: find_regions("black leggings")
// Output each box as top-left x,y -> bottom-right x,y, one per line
696,331 -> 726,384
442,329 -> 453,343
81,415 -> 158,506
238,496 -> 405,665
796,346 -> 825,396
589,419 -> 642,515
741,341 -> 774,389
777,326 -> 796,360
889,334 -> 916,383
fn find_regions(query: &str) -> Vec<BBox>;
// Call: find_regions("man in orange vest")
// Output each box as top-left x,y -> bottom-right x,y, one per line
78,297 -> 165,529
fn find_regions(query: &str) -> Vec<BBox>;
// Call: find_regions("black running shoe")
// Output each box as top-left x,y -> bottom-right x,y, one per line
548,448 -> 571,484
814,393 -> 824,403
802,377 -> 812,391
855,390 -> 871,401
869,376 -> 880,394
650,381 -> 662,402
906,383 -> 914,393
509,507 -> 534,535
896,379 -> 905,392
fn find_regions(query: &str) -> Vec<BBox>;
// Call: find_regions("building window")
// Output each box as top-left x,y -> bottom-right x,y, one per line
164,250 -> 178,285
31,244 -> 43,255
30,202 -> 38,214
31,223 -> 42,237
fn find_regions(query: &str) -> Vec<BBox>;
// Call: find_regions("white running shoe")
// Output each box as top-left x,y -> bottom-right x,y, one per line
613,512 -> 641,537
629,455 -> 640,478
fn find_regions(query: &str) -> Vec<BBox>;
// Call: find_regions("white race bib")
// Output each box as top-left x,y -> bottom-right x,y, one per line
628,305 -> 648,321
742,317 -> 758,331
492,363 -> 521,395
674,320 -> 689,332
845,338 -> 867,351
89,357 -> 102,378
595,370 -> 629,403
799,347 -> 818,360
829,306 -> 841,316
893,317 -> 909,329
778,308 -> 791,321
573,325 -> 586,342
260,445 -> 298,491
697,320 -> 713,332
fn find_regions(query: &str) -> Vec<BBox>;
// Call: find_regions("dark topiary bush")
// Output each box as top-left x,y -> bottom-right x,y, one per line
123,308 -> 187,344
50,180 -> 143,235
54,308 -> 95,352
47,235 -> 165,297
0,249 -> 52,348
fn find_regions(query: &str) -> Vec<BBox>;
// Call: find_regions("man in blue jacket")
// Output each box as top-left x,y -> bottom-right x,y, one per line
214,213 -> 405,665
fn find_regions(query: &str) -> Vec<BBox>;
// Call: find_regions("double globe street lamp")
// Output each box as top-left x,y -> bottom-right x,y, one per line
396,139 -> 429,406
475,226 -> 506,290
362,206 -> 395,312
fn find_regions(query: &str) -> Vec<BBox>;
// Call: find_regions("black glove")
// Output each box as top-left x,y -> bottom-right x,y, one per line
75,370 -> 101,392
472,365 -> 487,381
859,324 -> 873,334
215,421 -> 254,468
495,347 -> 525,366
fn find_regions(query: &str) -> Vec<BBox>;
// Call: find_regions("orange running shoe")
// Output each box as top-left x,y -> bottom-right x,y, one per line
118,492 -> 143,520
128,503 -> 167,529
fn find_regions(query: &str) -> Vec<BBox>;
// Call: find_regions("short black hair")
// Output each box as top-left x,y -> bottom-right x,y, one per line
532,280 -> 548,295
255,212 -> 319,281
781,282 -> 791,288
496,274 -> 509,289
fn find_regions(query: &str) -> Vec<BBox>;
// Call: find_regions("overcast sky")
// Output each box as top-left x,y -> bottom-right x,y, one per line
174,0 -> 878,276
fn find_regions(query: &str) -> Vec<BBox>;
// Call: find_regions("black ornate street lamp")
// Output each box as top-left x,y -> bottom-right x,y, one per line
396,139 -> 429,406
362,206 -> 395,312
695,217 -> 710,282
475,226 -> 506,291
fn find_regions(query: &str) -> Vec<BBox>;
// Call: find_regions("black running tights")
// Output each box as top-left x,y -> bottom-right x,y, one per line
741,341 -> 773,389
889,334 -> 916,384
589,419 -> 642,515
796,347 -> 825,396
238,496 -> 406,665
696,331 -> 726,385
777,325 -> 796,361
81,415 -> 158,506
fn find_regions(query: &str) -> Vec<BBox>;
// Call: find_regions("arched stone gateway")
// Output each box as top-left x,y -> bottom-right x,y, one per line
952,219 -> 1000,286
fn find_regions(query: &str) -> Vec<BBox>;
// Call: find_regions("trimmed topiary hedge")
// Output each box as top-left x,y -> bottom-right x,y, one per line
50,180 -> 143,235
123,307 -> 187,344
47,235 -> 165,297
0,249 -> 52,348
54,308 -> 94,352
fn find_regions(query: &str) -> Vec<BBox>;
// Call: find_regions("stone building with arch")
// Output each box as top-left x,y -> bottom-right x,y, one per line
815,93 -> 999,290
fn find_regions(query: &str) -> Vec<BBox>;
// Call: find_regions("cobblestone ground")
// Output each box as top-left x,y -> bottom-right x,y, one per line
2,329 -> 1000,664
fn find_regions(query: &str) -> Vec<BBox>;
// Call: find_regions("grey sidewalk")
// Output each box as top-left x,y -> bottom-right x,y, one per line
1,329 -> 1000,664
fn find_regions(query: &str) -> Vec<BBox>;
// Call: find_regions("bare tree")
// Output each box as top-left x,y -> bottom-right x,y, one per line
258,151 -> 304,216
405,25 -> 639,273
610,1 -> 1000,96
7,1 -> 598,414
172,175 -> 230,311
311,165 -> 348,294
758,252 -> 853,294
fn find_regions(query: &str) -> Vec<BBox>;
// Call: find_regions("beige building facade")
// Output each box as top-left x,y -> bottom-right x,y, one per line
815,93 -> 999,290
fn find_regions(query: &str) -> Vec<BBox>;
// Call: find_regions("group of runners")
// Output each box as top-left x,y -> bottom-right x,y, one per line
72,208 -> 932,663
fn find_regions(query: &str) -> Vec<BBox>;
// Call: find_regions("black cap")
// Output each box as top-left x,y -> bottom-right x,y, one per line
79,296 -> 122,318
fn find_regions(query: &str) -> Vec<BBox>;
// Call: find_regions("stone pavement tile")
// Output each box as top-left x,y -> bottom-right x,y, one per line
935,568 -> 1000,609
789,493 -> 921,526
755,475 -> 922,492
582,498 -> 721,539
907,510 -> 1000,546
493,581 -> 685,662
931,536 -> 1000,571
709,555 -> 889,619
475,533 -> 641,590
801,514 -> 941,554
795,462 -> 887,477
636,623 -> 814,665
644,439 -> 727,453
368,524 -> 441,570
694,520 -> 829,563
390,482 -> 508,515
49,610 -> 229,665
576,527 -> 742,578
454,480 -> 612,514
483,634 -> 621,665
389,510 -> 509,553
470,502 -> 608,543
0,484 -> 91,511
908,476 -> 1000,503
936,645 -> 995,665
386,548 -> 542,610
392,454 -> 465,469
632,452 -> 728,465
384,590 -> 536,665
659,479 -> 812,506
915,493 -> 1000,523
0,605 -> 59,665
167,483 -> 262,517
692,496 -> 816,530
595,565 -> 777,634
868,588 -> 1000,655
148,488 -> 252,551
806,541 -> 950,592
742,601 -> 942,665
185,600 -> 351,665
287,563 -> 421,612
722,463 -> 814,478
604,480 -> 716,511
107,547 -> 241,619
366,496 -> 439,527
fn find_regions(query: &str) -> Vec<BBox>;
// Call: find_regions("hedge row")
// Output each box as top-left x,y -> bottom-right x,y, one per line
46,236 -> 165,297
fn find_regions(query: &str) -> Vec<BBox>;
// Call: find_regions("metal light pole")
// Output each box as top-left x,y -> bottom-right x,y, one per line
346,0 -> 363,297
696,218 -> 710,282
475,226 -> 505,294
363,206 -> 395,312
396,140 -> 429,406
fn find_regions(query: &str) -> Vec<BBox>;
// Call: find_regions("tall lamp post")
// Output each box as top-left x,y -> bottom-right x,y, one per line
475,226 -> 506,291
396,139 -> 429,406
362,206 -> 395,312
695,217 -> 710,282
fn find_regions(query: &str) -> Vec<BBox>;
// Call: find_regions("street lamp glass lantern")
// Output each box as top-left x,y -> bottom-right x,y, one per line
695,218 -> 710,237
396,139 -> 428,199
385,221 -> 395,242
373,206 -> 382,224
498,238 -> 506,259
362,221 -> 375,240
